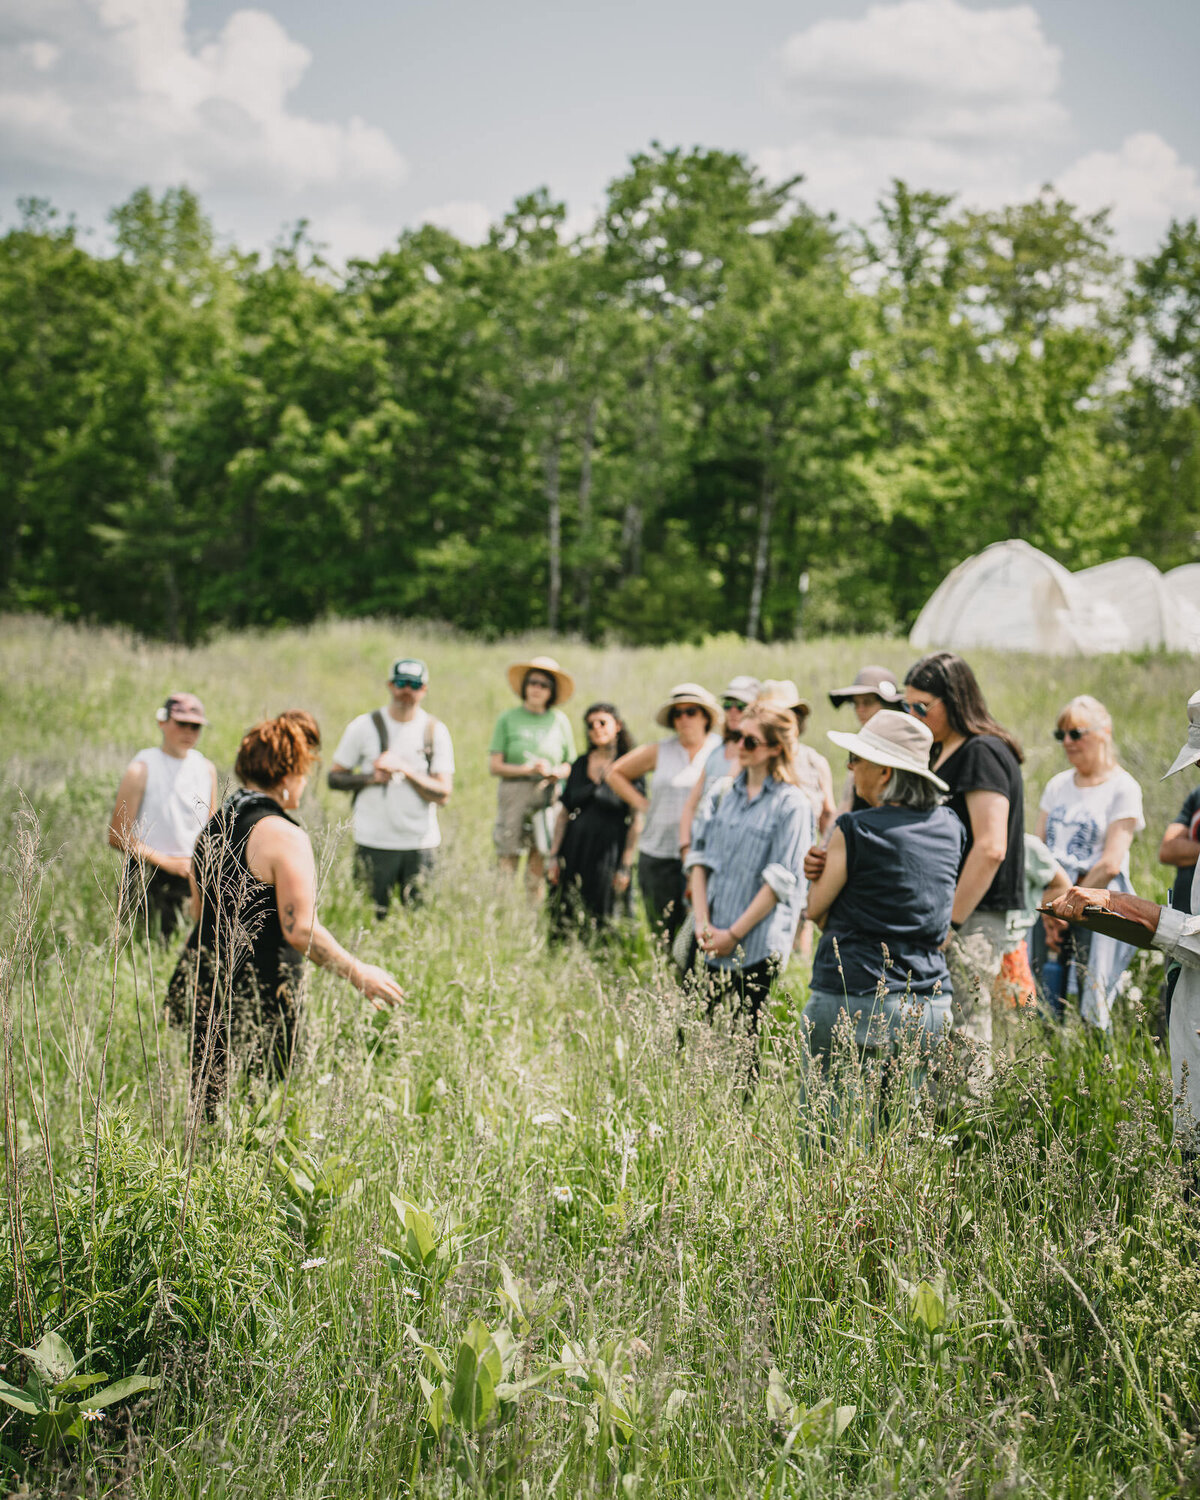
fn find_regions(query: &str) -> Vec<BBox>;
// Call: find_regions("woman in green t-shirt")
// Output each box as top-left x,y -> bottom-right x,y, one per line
489,655 -> 577,895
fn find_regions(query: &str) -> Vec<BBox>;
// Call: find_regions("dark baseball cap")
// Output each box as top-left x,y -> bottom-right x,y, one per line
390,657 -> 429,686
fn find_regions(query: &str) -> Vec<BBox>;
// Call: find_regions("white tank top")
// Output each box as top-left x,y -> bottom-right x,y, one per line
133,748 -> 213,859
640,732 -> 722,859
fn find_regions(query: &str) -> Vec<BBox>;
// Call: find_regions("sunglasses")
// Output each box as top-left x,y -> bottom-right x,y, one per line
732,730 -> 766,752
846,753 -> 861,767
721,697 -> 748,711
672,705 -> 703,719
392,677 -> 424,690
585,716 -> 613,730
904,701 -> 931,718
1053,726 -> 1090,742
175,722 -> 204,730
527,678 -> 555,691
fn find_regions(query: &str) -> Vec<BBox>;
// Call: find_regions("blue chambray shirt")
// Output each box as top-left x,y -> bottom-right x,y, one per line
684,773 -> 814,969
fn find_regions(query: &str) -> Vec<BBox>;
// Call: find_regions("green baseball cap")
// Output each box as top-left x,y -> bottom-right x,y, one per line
390,657 -> 429,687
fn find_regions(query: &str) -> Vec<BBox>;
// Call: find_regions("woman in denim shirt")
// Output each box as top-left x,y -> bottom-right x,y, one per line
686,702 -> 814,1066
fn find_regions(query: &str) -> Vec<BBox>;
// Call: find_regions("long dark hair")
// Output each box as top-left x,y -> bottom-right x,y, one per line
584,702 -> 634,758
904,652 -> 1024,763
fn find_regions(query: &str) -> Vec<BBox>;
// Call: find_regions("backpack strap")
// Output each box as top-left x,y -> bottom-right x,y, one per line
371,708 -> 388,755
348,709 -> 390,806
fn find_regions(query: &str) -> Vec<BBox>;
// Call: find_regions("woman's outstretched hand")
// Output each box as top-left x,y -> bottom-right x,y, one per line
355,962 -> 405,1010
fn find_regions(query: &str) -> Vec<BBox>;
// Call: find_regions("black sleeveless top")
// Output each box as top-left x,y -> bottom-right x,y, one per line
180,789 -> 303,1008
812,804 -> 965,997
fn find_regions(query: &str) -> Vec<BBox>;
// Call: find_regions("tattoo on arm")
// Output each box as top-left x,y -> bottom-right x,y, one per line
283,902 -> 296,935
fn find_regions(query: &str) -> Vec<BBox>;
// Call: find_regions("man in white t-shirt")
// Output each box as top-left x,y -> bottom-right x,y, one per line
328,657 -> 455,917
108,691 -> 219,939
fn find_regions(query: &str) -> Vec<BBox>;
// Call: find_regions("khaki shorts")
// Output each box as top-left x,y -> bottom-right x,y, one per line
493,778 -> 556,858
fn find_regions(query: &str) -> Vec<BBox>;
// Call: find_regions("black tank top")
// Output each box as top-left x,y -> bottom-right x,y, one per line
188,789 -> 303,1004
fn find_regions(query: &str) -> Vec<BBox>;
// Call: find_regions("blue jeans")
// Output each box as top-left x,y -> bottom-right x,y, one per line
800,987 -> 952,1134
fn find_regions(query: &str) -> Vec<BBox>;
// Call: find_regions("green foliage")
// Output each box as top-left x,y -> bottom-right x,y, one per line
5,623 -> 1200,1495
0,1330 -> 159,1451
4,165 -> 1197,645
29,1114 -> 293,1370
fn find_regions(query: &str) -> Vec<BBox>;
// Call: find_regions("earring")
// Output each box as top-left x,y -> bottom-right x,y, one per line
282,787 -> 289,803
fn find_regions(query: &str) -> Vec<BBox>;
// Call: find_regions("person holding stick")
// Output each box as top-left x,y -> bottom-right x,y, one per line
1046,690 -> 1200,1165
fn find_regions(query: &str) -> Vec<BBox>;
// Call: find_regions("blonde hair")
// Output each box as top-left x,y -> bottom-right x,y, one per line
1058,694 -> 1117,770
739,702 -> 801,785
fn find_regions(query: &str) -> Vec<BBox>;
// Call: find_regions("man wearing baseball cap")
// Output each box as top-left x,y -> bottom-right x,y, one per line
108,692 -> 218,940
328,657 -> 455,917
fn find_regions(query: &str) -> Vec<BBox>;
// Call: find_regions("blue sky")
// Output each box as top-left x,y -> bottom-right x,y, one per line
2,0 -> 1197,261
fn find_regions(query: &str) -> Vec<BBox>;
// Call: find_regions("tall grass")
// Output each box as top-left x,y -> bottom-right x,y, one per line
2,614 -> 1199,1497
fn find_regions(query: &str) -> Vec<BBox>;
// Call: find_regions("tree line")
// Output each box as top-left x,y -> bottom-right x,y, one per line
2,145 -> 1198,644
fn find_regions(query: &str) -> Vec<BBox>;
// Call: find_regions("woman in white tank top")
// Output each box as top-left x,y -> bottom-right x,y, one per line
606,683 -> 723,942
109,693 -> 218,940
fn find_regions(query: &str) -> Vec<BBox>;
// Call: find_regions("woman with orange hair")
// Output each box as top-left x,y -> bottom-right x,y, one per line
169,710 -> 403,1113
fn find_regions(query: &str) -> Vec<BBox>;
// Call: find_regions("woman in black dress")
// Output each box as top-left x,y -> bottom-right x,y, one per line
547,704 -> 643,938
169,710 -> 403,1116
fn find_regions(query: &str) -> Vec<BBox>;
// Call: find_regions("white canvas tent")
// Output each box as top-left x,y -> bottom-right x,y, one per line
909,539 -> 1200,655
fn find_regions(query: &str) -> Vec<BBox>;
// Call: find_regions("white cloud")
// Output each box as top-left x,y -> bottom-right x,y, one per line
1055,133 -> 1200,255
777,0 -> 1065,143
0,0 -> 405,233
761,0 -> 1198,254
18,41 -> 61,72
420,200 -> 493,245
765,0 -> 1067,227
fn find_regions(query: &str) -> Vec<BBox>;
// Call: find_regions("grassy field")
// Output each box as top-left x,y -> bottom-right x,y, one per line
3,613 -> 1200,1498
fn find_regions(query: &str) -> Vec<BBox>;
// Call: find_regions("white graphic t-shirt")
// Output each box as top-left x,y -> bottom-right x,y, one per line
332,707 -> 455,851
1039,767 -> 1145,882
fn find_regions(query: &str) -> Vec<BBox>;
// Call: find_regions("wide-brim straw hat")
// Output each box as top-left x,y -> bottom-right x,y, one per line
827,710 -> 949,791
507,655 -> 575,704
756,678 -> 812,717
1163,688 -> 1200,778
654,683 -> 724,731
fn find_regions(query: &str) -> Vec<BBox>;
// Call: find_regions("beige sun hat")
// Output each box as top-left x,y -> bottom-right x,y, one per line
756,678 -> 812,717
507,655 -> 575,704
1163,689 -> 1200,779
654,683 -> 724,731
827,710 -> 949,791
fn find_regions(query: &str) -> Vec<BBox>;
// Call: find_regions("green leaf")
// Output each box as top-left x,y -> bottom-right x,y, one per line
449,1338 -> 479,1429
52,1373 -> 111,1397
0,1378 -> 40,1416
766,1367 -> 794,1424
910,1280 -> 947,1334
405,1323 -> 449,1379
84,1374 -> 160,1410
18,1331 -> 75,1384
789,1398 -> 856,1450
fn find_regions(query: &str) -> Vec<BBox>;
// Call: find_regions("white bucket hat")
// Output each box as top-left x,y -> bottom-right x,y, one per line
721,675 -> 761,707
1163,689 -> 1200,779
827,710 -> 948,792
